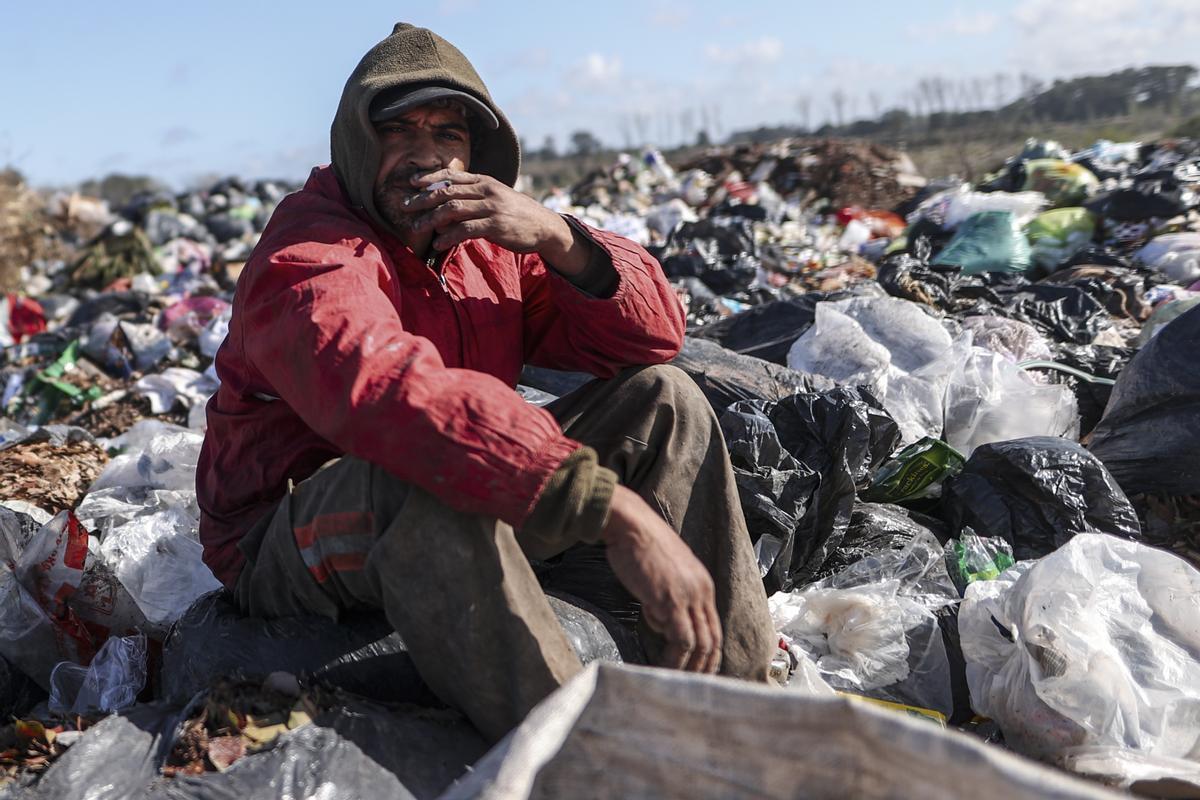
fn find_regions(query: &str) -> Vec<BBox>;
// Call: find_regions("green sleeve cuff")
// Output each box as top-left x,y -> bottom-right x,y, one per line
519,446 -> 617,559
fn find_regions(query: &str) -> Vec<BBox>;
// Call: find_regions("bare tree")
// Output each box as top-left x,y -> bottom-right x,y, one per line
992,73 -> 1012,109
830,88 -> 848,128
796,94 -> 812,132
868,91 -> 883,120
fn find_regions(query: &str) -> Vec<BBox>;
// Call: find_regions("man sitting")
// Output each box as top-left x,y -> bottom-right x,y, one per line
197,22 -> 775,741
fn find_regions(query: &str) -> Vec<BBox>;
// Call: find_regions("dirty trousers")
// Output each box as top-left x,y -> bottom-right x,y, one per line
233,365 -> 776,741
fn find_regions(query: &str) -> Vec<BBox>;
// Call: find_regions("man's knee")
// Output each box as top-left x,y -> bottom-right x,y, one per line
615,364 -> 711,415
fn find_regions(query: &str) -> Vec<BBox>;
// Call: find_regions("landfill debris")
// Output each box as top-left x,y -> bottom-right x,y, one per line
1,128 -> 1200,796
960,534 -> 1200,790
942,436 -> 1141,561
48,633 -> 148,717
769,531 -> 959,721
0,426 -> 108,513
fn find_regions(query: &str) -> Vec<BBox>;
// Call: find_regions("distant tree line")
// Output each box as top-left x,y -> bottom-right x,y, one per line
729,65 -> 1199,145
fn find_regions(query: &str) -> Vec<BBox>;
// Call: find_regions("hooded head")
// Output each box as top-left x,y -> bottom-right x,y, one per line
330,23 -> 521,236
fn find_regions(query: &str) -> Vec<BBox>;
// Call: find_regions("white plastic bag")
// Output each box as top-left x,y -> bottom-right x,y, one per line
768,531 -> 958,719
1135,232 -> 1200,284
960,534 -> 1200,782
78,419 -> 219,631
908,185 -> 1046,230
943,347 -> 1078,457
48,633 -> 147,715
91,420 -> 203,492
787,296 -> 955,443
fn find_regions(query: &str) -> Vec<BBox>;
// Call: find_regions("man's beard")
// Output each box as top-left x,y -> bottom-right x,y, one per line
373,167 -> 424,231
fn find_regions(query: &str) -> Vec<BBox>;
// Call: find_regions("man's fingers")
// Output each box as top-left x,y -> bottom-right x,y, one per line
402,183 -> 487,212
411,168 -> 480,187
431,218 -> 490,250
413,198 -> 489,232
684,605 -> 713,673
703,600 -> 723,674
661,608 -> 697,670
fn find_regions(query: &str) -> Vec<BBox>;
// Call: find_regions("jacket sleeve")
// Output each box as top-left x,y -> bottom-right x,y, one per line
239,245 -> 579,528
519,220 -> 686,376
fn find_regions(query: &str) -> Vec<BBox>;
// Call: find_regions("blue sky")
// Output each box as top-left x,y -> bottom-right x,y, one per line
3,0 -> 1198,188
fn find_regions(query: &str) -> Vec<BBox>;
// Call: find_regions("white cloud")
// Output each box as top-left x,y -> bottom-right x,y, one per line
1010,0 -> 1200,75
567,53 -> 624,91
704,36 -> 783,67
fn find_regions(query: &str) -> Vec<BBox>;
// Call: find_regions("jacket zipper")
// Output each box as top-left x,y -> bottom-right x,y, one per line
427,251 -> 466,366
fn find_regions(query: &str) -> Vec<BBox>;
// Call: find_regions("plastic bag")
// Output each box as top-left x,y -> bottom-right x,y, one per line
860,438 -> 964,504
907,185 -> 1045,230
959,534 -> 1200,780
1024,208 -> 1096,271
943,531 -> 1014,595
0,510 -> 149,689
669,336 -> 829,413
958,315 -> 1053,363
1136,294 -> 1200,344
719,388 -> 900,593
1020,159 -> 1099,207
786,296 -> 954,443
49,633 -> 147,716
160,590 -> 641,706
1134,232 -> 1200,284
812,502 -> 948,583
769,531 -> 958,720
1089,303 -> 1200,496
89,420 -> 202,493
445,661 -> 1114,800
942,437 -> 1140,561
690,292 -> 830,365
1001,283 -> 1110,345
942,347 -> 1078,457
932,211 -> 1033,274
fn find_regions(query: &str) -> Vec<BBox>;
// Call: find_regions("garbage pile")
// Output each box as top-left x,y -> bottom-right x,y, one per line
3,132 -> 1200,797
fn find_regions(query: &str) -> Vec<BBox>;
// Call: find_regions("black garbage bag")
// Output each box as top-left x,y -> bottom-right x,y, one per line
719,401 -> 819,593
669,337 -> 830,413
1038,264 -> 1151,322
0,654 -> 46,720
1089,304 -> 1200,496
1086,184 -> 1190,222
941,436 -> 1141,561
64,290 -> 154,328
999,283 -> 1109,344
689,294 -> 827,365
518,365 -> 591,398
1038,342 -> 1135,435
658,216 -> 761,295
876,254 -> 1027,316
161,590 -> 640,707
809,502 -> 949,584
720,388 -> 901,592
1062,244 -> 1134,271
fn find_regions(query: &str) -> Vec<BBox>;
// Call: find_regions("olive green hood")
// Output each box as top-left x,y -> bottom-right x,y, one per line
330,23 -> 521,236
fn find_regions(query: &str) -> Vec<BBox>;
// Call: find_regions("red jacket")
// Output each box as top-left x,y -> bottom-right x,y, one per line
197,166 -> 685,586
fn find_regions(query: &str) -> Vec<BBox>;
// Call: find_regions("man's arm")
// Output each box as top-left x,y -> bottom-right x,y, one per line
240,249 -> 580,530
404,169 -> 686,376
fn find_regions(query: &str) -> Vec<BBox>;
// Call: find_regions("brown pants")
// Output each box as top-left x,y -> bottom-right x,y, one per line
233,365 -> 775,741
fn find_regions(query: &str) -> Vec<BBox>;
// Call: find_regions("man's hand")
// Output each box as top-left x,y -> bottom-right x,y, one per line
602,485 -> 722,674
404,169 -> 590,274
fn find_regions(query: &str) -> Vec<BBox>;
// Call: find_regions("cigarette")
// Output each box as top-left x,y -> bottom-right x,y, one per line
426,180 -> 452,192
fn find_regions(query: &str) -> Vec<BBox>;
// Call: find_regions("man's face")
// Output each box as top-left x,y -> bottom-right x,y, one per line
373,103 -> 472,231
